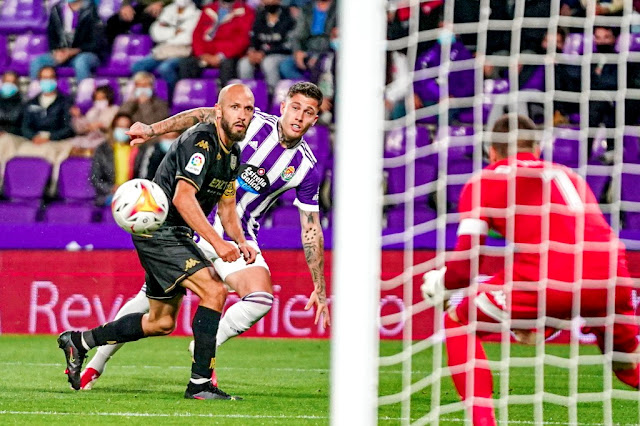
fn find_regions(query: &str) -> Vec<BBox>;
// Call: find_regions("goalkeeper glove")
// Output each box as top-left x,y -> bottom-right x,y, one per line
421,267 -> 447,306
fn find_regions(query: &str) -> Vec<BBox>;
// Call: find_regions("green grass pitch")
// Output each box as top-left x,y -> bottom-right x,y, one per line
0,335 -> 639,425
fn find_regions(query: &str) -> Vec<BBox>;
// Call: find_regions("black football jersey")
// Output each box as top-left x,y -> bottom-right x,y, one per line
153,123 -> 241,228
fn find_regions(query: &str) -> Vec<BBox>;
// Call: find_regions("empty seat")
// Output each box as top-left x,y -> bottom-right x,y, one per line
586,174 -> 610,203
0,35 -> 8,73
304,124 -> 332,173
229,78 -> 268,111
0,0 -> 48,35
3,157 -> 51,200
44,158 -> 96,223
269,79 -> 303,115
75,78 -> 121,113
44,203 -> 95,223
171,79 -> 218,115
0,202 -> 40,223
621,173 -> 640,202
97,35 -> 153,77
9,34 -> 48,76
563,33 -> 595,55
385,204 -> 436,229
623,132 -> 640,163
616,33 -> 640,53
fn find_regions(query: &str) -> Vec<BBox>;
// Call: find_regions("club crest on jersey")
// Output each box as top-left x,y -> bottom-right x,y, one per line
237,164 -> 271,195
185,153 -> 205,175
230,154 -> 238,170
281,166 -> 296,181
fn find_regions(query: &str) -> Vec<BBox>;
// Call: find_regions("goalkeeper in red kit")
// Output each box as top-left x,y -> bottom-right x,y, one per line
422,114 -> 640,426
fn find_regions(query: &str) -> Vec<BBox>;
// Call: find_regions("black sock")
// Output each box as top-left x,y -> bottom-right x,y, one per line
83,313 -> 146,348
191,306 -> 221,379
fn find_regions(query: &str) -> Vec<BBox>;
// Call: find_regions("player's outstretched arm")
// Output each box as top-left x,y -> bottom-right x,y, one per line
127,107 -> 217,146
299,209 -> 330,328
217,183 -> 257,264
173,180 -> 241,263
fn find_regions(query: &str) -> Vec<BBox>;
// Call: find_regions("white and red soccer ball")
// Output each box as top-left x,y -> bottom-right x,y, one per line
111,179 -> 169,235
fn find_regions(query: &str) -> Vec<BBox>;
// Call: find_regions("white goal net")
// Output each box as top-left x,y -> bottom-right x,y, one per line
334,0 -> 640,425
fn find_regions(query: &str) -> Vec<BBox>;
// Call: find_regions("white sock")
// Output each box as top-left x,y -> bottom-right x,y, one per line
85,286 -> 150,374
216,292 -> 273,347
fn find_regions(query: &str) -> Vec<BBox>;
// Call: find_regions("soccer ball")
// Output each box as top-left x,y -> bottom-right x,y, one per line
111,179 -> 169,235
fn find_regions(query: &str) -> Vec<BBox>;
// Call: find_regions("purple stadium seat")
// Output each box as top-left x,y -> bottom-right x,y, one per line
171,79 -> 218,115
0,0 -> 48,35
271,206 -> 301,228
552,130 -> 580,168
624,132 -> 640,163
123,77 -> 168,102
99,0 -> 122,22
229,78 -> 268,111
201,68 -> 220,80
384,126 -> 431,159
9,34 -> 48,76
57,158 -> 95,201
0,35 -> 8,73
0,202 -> 40,223
563,33 -> 595,55
585,174 -> 610,203
269,79 -> 303,115
304,124 -> 332,171
385,204 -> 436,229
75,77 -> 121,113
3,157 -> 51,200
44,203 -> 95,223
625,212 -> 640,230
622,174 -> 640,202
97,35 -> 153,77
386,159 -> 436,199
616,33 -> 640,53
458,79 -> 510,124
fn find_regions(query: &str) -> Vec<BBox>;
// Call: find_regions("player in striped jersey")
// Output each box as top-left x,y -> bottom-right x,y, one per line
79,82 -> 331,390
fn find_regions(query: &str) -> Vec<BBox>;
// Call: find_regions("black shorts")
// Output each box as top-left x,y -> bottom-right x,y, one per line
132,225 -> 210,300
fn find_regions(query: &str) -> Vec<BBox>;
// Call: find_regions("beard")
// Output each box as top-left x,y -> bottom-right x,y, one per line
220,116 -> 247,143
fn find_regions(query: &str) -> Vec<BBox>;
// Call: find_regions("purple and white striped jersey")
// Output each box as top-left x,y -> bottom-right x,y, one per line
213,108 -> 321,243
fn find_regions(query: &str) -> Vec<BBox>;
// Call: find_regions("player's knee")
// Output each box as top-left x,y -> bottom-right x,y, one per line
148,316 -> 176,336
200,280 -> 228,306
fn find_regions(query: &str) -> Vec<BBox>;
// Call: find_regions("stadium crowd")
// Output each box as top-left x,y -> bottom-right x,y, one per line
0,0 -> 639,228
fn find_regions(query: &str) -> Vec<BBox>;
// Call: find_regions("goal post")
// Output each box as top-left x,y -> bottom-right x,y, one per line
330,0 -> 387,424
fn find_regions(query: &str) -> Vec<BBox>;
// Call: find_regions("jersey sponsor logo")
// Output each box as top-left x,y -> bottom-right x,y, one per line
184,258 -> 201,270
223,181 -> 236,197
185,153 -> 205,175
208,178 -> 229,191
281,166 -> 296,182
230,154 -> 238,170
237,164 -> 271,195
195,140 -> 210,151
249,140 -> 258,150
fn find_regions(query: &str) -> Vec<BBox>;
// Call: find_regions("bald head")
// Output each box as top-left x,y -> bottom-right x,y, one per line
215,84 -> 255,145
217,83 -> 254,106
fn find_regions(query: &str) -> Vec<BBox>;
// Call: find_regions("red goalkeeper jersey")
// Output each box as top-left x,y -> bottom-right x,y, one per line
445,152 -> 629,290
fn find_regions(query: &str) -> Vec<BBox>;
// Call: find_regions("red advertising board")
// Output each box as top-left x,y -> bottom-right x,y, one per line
2,250 -> 639,341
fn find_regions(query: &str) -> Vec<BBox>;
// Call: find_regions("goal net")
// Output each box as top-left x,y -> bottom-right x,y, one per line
334,0 -> 640,424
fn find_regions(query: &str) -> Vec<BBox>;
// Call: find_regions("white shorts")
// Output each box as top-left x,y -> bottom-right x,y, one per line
195,236 -> 270,282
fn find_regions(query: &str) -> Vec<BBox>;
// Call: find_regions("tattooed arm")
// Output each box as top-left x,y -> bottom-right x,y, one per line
127,107 -> 217,145
299,209 -> 330,328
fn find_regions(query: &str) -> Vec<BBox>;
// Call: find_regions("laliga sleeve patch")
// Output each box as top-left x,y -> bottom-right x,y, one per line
185,153 -> 206,175
237,164 -> 271,195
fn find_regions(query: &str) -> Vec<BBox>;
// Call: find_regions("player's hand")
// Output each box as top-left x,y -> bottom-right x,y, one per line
237,242 -> 257,264
127,122 -> 154,146
421,267 -> 447,307
214,240 -> 241,263
305,289 -> 330,328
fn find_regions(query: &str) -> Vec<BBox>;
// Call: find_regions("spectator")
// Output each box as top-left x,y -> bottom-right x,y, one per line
579,0 -> 623,15
387,1 -> 444,56
413,26 -> 475,123
0,70 -> 24,186
131,0 -> 201,96
138,131 -> 181,179
237,0 -> 296,91
0,71 -> 24,136
279,0 -> 337,80
178,0 -> 255,87
119,72 -> 170,125
91,113 -> 140,206
71,85 -> 120,150
30,0 -> 108,82
106,0 -> 171,46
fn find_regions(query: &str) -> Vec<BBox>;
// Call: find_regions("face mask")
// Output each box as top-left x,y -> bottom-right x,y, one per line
0,82 -> 18,98
158,139 -> 174,152
94,99 -> 109,109
39,79 -> 57,94
175,0 -> 189,7
113,127 -> 130,143
264,4 -> 280,13
596,44 -> 616,54
437,29 -> 456,45
134,87 -> 153,99
330,39 -> 339,51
